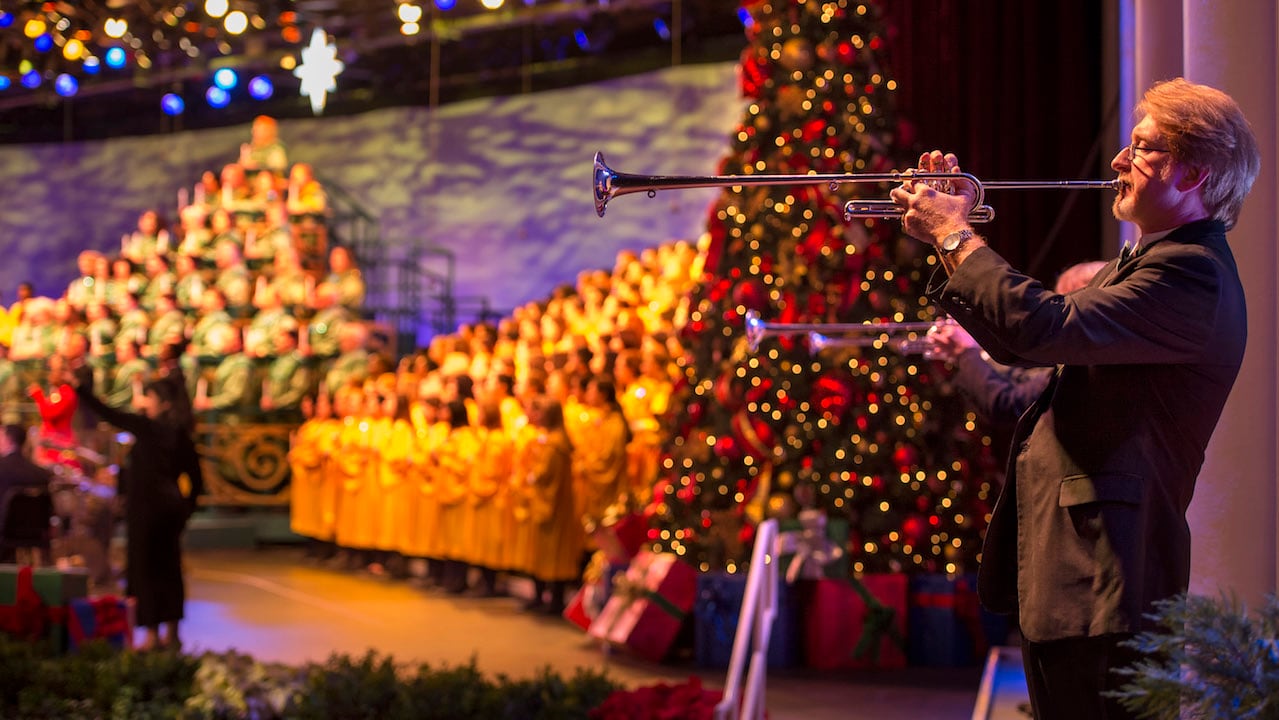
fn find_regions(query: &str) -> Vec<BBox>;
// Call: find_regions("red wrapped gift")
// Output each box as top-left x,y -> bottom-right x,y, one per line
68,595 -> 134,651
804,574 -> 908,670
590,512 -> 648,565
588,551 -> 697,662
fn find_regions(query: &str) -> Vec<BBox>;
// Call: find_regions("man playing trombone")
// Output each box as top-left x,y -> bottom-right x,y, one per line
889,78 -> 1260,720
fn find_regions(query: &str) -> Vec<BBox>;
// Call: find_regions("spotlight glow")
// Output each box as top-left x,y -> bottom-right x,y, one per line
21,71 -> 41,89
206,86 -> 230,108
213,67 -> 238,90
205,0 -> 229,18
63,38 -> 85,60
480,0 -> 504,9
224,10 -> 248,34
104,18 -> 128,38
161,93 -> 185,115
398,4 -> 423,23
105,47 -> 127,68
54,74 -> 78,97
248,75 -> 273,99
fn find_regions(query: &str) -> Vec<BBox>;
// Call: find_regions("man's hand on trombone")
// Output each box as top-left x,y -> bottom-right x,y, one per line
889,150 -> 987,274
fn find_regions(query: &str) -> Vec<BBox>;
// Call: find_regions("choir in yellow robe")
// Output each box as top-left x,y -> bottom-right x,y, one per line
333,413 -> 375,549
506,420 -> 541,574
375,416 -> 414,552
405,418 -> 451,559
619,376 -> 671,498
435,423 -> 480,562
463,424 -> 514,570
572,405 -> 629,526
288,414 -> 336,539
524,426 -> 583,582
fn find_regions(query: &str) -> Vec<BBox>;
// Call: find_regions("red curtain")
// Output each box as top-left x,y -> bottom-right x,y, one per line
884,0 -> 1108,280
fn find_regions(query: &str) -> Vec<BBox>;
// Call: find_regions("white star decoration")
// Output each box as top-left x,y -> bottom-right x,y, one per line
293,28 -> 344,115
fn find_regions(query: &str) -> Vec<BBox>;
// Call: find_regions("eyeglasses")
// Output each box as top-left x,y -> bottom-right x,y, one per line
1125,142 -> 1170,160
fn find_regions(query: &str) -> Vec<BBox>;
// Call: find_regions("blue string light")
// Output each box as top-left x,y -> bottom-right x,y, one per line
161,93 -> 185,115
0,12 -> 13,28
206,86 -> 230,108
653,18 -> 671,41
248,75 -> 273,100
0,76 -> 10,91
34,34 -> 54,52
21,71 -> 41,89
435,0 -> 457,10
213,68 -> 238,90
83,56 -> 101,75
54,74 -> 78,97
104,47 -> 127,69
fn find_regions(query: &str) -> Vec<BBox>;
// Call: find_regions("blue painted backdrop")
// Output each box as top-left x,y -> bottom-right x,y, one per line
0,62 -> 740,328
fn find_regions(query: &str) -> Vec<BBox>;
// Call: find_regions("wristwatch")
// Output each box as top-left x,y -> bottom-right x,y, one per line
940,228 -> 973,253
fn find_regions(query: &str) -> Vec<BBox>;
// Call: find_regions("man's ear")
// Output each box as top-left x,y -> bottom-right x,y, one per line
1177,165 -> 1210,193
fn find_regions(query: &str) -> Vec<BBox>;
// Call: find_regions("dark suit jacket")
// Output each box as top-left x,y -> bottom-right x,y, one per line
0,451 -> 54,537
931,219 -> 1246,642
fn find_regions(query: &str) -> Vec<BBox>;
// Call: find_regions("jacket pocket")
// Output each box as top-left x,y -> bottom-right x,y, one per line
1058,472 -> 1143,507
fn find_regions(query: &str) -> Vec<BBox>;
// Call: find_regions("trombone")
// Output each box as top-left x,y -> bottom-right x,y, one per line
744,310 -> 949,354
593,152 -> 1120,222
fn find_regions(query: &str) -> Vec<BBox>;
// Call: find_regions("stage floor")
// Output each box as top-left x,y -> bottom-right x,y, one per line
180,547 -> 982,720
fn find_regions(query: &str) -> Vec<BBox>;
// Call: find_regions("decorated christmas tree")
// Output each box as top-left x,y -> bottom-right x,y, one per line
646,0 -> 1002,575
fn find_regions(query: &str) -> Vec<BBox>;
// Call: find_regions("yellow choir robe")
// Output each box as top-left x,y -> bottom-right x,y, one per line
405,420 -> 450,558
525,427 -> 584,582
333,415 -> 375,549
463,426 -> 514,569
620,377 -> 672,498
505,422 -> 540,575
314,418 -> 343,542
288,416 -> 329,539
375,417 -> 414,552
435,425 -> 480,561
572,407 -> 629,526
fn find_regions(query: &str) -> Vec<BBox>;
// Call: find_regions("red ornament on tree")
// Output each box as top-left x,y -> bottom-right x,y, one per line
731,409 -> 776,462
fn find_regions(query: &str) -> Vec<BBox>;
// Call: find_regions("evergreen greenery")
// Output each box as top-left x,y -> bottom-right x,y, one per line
0,636 -> 623,720
1111,593 -> 1279,720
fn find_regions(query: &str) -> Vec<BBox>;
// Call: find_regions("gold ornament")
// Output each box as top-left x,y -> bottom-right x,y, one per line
779,38 -> 815,73
767,492 -> 797,519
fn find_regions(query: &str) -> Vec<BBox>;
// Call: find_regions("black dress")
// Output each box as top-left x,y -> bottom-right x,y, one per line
74,385 -> 203,627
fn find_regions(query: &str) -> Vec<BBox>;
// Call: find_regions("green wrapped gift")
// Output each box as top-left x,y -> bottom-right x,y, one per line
0,564 -> 90,653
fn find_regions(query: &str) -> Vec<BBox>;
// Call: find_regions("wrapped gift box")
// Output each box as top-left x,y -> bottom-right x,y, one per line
693,571 -> 798,669
908,573 -> 1010,667
777,511 -> 850,583
68,595 -> 134,651
590,512 -> 648,565
0,564 -> 89,654
563,557 -> 627,631
803,574 -> 908,670
588,551 -> 697,662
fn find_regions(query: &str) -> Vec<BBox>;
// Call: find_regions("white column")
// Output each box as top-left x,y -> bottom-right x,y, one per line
1181,0 -> 1279,602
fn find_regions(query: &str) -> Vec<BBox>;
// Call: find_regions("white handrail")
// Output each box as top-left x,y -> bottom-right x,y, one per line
713,518 -> 780,720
